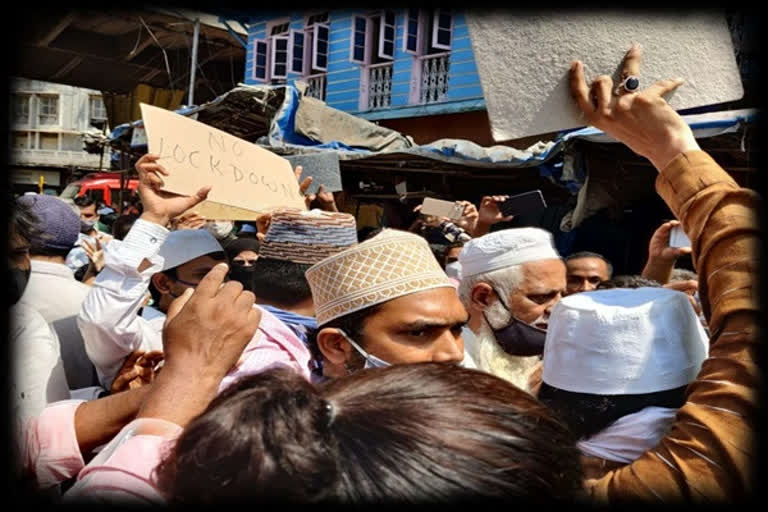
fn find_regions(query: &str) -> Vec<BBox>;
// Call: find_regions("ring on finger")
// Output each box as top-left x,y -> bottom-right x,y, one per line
615,75 -> 640,95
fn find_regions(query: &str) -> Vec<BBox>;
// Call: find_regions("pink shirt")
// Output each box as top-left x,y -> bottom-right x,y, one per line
18,400 -> 85,489
63,306 -> 313,502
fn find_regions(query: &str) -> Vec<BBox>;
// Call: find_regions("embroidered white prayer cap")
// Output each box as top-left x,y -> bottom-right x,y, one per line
306,229 -> 453,326
542,287 -> 709,395
458,227 -> 560,278
158,229 -> 224,271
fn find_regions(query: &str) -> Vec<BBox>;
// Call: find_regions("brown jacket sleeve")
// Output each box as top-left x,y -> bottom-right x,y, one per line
586,151 -> 759,502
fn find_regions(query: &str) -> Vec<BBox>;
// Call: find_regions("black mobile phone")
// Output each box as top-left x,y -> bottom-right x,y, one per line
499,190 -> 547,218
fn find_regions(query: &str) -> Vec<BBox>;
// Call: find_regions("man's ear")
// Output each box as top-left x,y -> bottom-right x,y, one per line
470,282 -> 496,311
317,328 -> 354,365
152,273 -> 172,294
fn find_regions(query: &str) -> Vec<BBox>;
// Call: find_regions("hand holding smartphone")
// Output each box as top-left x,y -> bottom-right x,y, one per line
668,225 -> 692,249
420,198 -> 464,220
498,190 -> 548,218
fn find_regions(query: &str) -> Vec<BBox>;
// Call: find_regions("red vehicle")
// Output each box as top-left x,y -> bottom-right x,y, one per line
60,173 -> 139,209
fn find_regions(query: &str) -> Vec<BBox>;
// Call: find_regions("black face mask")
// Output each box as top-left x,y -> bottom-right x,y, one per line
228,265 -> 256,293
483,290 -> 547,357
9,267 -> 31,305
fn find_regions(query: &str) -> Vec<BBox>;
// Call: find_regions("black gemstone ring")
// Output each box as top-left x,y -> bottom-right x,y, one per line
620,75 -> 640,93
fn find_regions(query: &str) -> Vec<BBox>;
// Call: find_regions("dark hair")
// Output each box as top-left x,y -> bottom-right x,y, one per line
156,365 -> 583,503
565,251 -> 613,278
251,257 -> 312,306
596,275 -> 661,289
73,195 -> 96,208
357,226 -> 383,242
538,383 -> 687,440
306,303 -> 382,368
443,240 -> 465,266
111,214 -> 139,241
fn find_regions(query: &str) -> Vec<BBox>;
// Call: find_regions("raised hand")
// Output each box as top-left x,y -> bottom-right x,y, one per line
82,237 -> 105,273
162,262 -> 261,382
135,153 -> 211,227
569,44 -> 700,171
454,200 -> 479,234
307,184 -> 339,212
641,220 -> 692,285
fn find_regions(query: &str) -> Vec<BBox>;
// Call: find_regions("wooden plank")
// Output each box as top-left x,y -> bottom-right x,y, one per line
37,11 -> 78,47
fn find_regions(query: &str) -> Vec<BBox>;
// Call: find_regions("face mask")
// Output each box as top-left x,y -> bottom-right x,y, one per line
80,220 -> 96,234
228,265 -> 255,292
337,329 -> 390,370
205,221 -> 234,240
444,261 -> 462,279
483,290 -> 547,357
9,267 -> 31,305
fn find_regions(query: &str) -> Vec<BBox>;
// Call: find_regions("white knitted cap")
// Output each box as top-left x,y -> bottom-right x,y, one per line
542,287 -> 709,395
458,227 -> 560,277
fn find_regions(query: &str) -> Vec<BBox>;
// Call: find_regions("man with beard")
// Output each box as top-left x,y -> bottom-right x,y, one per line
457,227 -> 565,392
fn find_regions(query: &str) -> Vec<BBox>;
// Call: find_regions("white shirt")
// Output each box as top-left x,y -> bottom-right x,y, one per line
78,220 -> 169,389
11,304 -> 71,422
19,259 -> 98,390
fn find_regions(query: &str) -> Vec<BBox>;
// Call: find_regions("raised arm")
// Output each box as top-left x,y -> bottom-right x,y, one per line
570,45 -> 758,501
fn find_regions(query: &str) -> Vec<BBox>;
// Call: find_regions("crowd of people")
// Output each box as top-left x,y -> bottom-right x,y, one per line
8,46 -> 757,503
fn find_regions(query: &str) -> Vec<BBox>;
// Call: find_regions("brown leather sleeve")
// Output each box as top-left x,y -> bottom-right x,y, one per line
586,151 -> 759,502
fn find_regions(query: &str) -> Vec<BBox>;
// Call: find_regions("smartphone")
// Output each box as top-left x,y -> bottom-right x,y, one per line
420,197 -> 464,220
499,190 -> 547,218
669,225 -> 691,248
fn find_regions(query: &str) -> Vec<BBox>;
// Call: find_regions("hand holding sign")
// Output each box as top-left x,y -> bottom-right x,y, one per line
140,104 -> 305,215
136,153 -> 211,227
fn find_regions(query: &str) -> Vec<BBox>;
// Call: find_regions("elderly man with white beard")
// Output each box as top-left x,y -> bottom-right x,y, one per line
457,228 -> 566,392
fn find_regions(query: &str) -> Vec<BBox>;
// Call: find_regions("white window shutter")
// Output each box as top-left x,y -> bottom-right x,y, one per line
431,9 -> 452,51
350,16 -> 367,64
289,30 -> 305,74
253,39 -> 269,81
402,8 -> 419,55
271,36 -> 289,78
377,11 -> 395,60
312,23 -> 329,71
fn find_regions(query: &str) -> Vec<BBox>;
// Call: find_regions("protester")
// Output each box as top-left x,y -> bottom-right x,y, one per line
564,43 -> 757,501
66,195 -> 113,274
538,287 -> 709,479
203,219 -> 237,243
222,237 -> 261,292
249,208 -> 358,370
442,240 -> 465,279
564,251 -> 613,295
78,153 -> 313,393
9,199 -> 70,422
306,229 -> 470,379
16,195 -> 101,393
66,364 -> 582,503
19,259 -> 260,499
457,227 -> 565,391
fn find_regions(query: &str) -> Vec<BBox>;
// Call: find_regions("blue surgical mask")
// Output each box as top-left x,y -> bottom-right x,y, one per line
337,329 -> 390,370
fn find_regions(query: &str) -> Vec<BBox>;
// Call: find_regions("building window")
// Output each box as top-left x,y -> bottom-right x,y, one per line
14,95 -> 31,124
351,11 -> 397,110
12,131 -> 29,149
38,132 -> 59,150
38,95 -> 59,125
405,9 -> 453,105
89,96 -> 107,128
305,12 -> 328,27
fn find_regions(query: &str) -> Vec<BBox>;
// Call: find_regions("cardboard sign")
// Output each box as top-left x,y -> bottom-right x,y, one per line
184,200 -> 263,221
465,12 -> 744,142
140,103 -> 306,213
284,152 -> 343,195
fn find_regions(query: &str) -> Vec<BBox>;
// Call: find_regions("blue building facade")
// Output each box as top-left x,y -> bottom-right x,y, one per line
229,9 -> 485,122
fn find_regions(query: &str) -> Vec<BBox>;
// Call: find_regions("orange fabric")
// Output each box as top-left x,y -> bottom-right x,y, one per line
585,151 -> 759,502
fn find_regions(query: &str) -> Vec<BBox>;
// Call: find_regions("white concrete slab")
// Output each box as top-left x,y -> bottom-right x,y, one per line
466,11 -> 744,142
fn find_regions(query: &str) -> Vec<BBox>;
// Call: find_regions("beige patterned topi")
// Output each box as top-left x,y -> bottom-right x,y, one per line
306,229 -> 454,326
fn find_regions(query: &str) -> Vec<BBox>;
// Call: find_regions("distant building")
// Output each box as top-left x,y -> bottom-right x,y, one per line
226,9 -> 493,145
9,78 -> 110,195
